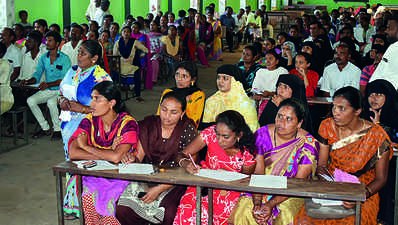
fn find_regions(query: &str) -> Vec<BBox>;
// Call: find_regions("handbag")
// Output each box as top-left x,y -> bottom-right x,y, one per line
304,198 -> 355,219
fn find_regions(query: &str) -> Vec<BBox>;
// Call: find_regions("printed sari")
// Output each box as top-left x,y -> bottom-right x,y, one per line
294,118 -> 392,225
60,65 -> 111,217
231,125 -> 319,225
210,20 -> 222,60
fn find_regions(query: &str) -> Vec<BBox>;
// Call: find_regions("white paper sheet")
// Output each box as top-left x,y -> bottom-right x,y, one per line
72,160 -> 118,170
312,198 -> 343,206
249,175 -> 287,189
118,163 -> 154,174
194,169 -> 248,181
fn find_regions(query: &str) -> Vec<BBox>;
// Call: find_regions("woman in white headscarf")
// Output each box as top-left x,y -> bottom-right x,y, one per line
279,41 -> 297,71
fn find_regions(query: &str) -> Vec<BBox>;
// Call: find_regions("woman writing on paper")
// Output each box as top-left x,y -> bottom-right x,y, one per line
68,81 -> 138,224
294,86 -> 391,225
116,91 -> 198,225
173,110 -> 256,225
231,98 -> 319,225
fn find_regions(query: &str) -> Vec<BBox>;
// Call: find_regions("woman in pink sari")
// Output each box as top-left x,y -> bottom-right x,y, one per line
131,21 -> 152,90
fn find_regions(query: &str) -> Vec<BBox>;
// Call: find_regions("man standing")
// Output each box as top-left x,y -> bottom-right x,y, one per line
320,44 -> 361,97
61,24 -> 83,65
220,6 -> 235,52
304,21 -> 322,42
1,28 -> 22,82
20,31 -> 70,140
369,16 -> 398,88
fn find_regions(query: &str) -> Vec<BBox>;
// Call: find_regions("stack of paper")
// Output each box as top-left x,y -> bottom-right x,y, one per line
249,175 -> 287,189
312,198 -> 343,206
194,169 -> 249,181
119,163 -> 154,174
72,160 -> 118,170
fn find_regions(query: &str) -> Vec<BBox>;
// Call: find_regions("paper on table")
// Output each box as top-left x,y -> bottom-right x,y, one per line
249,175 -> 287,189
194,169 -> 249,181
119,163 -> 154,174
72,160 -> 118,170
312,198 -> 343,206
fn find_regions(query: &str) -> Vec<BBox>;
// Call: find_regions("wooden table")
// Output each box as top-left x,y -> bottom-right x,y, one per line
307,97 -> 333,105
52,161 -> 365,225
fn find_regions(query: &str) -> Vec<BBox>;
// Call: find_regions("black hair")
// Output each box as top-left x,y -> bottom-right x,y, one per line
132,21 -> 142,30
71,23 -> 84,33
121,25 -> 132,33
101,0 -> 110,8
27,30 -> 43,46
126,14 -> 134,20
81,23 -> 89,32
333,86 -> 362,110
104,14 -> 114,22
64,24 -> 71,32
277,32 -> 289,40
81,40 -> 103,66
90,30 -> 99,40
178,10 -> 186,18
209,3 -> 215,7
169,12 -> 175,18
278,98 -> 306,123
252,41 -> 264,57
177,25 -> 185,34
161,91 -> 187,112
289,24 -> 299,31
266,38 -> 276,45
296,52 -> 311,64
111,22 -> 120,30
33,19 -> 48,31
168,25 -> 177,31
45,31 -> 62,44
93,81 -> 126,113
101,29 -> 111,37
331,9 -> 340,15
49,23 -> 61,33
340,25 -> 353,35
244,45 -> 258,58
174,61 -> 198,82
309,21 -> 322,29
265,49 -> 280,61
18,10 -> 28,17
1,28 -> 16,43
143,19 -> 150,25
215,110 -> 254,154
0,42 -> 7,57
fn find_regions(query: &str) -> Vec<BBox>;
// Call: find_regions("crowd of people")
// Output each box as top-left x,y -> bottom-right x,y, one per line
1,1 -> 398,225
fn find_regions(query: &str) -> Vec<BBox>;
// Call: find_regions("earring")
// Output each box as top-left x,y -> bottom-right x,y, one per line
191,81 -> 194,86
237,138 -> 240,142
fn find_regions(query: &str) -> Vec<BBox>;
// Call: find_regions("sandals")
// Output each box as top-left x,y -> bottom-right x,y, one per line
32,129 -> 51,139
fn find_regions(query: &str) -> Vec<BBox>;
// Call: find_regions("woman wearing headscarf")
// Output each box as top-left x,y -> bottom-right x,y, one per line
361,79 -> 398,225
201,64 -> 259,132
301,41 -> 323,76
314,34 -> 333,67
279,41 -> 297,71
259,74 -> 313,135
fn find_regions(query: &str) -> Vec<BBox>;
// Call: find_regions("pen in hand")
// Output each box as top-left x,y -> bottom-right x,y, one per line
188,154 -> 198,169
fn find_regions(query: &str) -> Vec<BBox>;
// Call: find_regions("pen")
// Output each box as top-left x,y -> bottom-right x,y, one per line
188,154 -> 198,169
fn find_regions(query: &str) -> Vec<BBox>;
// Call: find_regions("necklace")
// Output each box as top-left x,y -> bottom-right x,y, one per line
337,118 -> 365,139
273,126 -> 298,148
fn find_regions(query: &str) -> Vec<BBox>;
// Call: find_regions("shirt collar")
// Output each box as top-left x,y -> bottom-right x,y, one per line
46,50 -> 61,58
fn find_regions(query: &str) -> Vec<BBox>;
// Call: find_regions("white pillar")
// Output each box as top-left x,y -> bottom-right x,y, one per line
191,0 -> 199,10
219,0 -> 225,15
149,0 -> 161,15
240,0 -> 246,10
258,0 -> 264,8
0,0 -> 15,29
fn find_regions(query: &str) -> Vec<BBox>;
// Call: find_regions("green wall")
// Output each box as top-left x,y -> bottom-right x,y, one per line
15,0 -> 63,27
131,0 -> 149,17
71,0 -> 89,25
305,0 -> 398,12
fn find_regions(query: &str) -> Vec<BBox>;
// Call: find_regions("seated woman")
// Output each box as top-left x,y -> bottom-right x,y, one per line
279,41 -> 297,71
113,25 -> 148,102
68,81 -> 138,224
0,42 -> 13,115
258,74 -> 313,135
157,61 -> 205,126
236,45 -> 265,93
231,98 -> 319,225
295,86 -> 392,225
289,52 -> 319,98
301,42 -> 323,77
173,110 -> 257,225
361,79 -> 398,225
188,13 -> 213,66
116,91 -> 198,225
161,25 -> 183,78
201,64 -> 259,132
252,50 -> 288,98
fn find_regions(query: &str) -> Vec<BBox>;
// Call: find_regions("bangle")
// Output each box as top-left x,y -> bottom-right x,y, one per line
178,158 -> 189,167
82,106 -> 87,114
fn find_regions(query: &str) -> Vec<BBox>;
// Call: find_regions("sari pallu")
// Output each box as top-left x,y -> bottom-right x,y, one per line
231,125 -> 319,225
294,118 -> 392,225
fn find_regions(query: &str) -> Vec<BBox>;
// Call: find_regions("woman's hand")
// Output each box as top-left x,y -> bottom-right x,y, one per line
252,202 -> 273,225
76,132 -> 90,150
271,95 -> 283,107
140,185 -> 163,203
369,108 -> 381,124
60,97 -> 71,111
112,136 -> 123,150
181,159 -> 199,174
121,152 -> 136,164
342,201 -> 356,209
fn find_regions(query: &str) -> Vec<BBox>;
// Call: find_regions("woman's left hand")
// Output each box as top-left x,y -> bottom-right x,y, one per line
369,108 -> 381,124
76,132 -> 89,149
271,95 -> 283,107
140,186 -> 163,203
252,202 -> 273,224
342,201 -> 356,209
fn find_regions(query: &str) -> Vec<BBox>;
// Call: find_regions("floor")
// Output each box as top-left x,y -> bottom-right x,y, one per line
0,50 -> 242,225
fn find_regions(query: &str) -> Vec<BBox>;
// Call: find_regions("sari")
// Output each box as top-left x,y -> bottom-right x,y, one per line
202,76 -> 259,132
210,20 -> 222,60
72,113 -> 138,224
116,115 -> 197,225
59,65 -> 112,217
147,32 -> 163,82
294,118 -> 392,225
188,23 -> 212,66
231,125 -> 319,225
173,126 -> 256,225
157,88 -> 205,127
131,32 -> 153,89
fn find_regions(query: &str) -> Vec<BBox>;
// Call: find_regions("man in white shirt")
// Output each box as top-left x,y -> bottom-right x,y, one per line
320,44 -> 361,97
95,0 -> 110,29
61,24 -> 83,65
86,0 -> 100,21
304,21 -> 322,42
19,31 -> 46,81
1,28 -> 22,82
353,14 -> 375,45
369,16 -> 398,89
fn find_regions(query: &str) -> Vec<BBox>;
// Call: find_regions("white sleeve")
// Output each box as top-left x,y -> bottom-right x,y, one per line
320,68 -> 330,92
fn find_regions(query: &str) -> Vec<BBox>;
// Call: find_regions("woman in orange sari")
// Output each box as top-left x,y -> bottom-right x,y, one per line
295,86 -> 392,225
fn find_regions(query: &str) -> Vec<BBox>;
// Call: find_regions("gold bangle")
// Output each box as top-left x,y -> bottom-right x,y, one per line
178,158 -> 189,167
